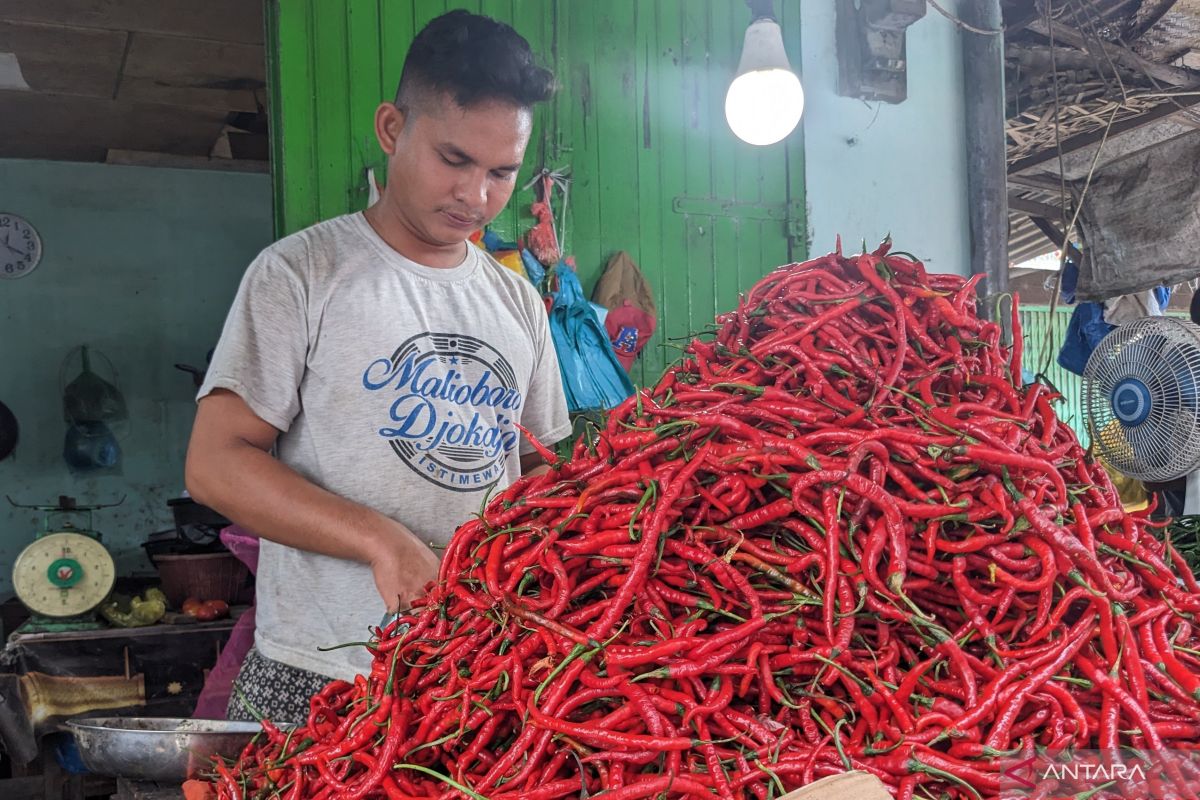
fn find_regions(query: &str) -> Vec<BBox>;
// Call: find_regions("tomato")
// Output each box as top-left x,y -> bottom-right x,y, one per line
204,600 -> 230,618
194,599 -> 230,621
182,597 -> 230,621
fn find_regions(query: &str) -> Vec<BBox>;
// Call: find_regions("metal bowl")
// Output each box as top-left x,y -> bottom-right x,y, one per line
66,717 -> 264,781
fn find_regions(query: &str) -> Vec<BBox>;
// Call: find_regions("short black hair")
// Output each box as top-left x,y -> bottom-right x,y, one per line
396,10 -> 554,112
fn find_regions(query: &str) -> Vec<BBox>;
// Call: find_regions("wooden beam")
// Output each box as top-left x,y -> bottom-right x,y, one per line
0,91 -> 228,161
1008,173 -> 1077,193
0,0 -> 263,45
1027,215 -> 1083,264
0,21 -> 126,98
1008,193 -> 1067,220
1028,18 -> 1200,88
117,33 -> 263,112
105,148 -> 269,173
117,76 -> 261,112
1003,0 -> 1042,34
1007,94 -> 1200,174
1006,0 -> 1138,35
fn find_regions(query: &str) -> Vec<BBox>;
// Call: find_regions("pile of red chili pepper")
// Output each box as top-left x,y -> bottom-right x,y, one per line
213,241 -> 1200,800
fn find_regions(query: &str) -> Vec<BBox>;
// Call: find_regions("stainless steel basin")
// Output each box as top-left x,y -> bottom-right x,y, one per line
66,717 -> 265,781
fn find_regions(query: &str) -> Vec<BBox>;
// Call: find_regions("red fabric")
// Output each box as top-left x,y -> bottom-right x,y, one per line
527,175 -> 561,266
192,526 -> 259,719
604,300 -> 655,370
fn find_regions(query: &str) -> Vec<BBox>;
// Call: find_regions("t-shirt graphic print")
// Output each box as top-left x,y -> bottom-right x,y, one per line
363,332 -> 526,491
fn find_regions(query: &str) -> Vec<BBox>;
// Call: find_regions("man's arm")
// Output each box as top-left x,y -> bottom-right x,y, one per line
185,389 -> 439,611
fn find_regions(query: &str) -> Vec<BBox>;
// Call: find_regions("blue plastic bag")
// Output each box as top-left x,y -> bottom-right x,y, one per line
481,229 -> 518,252
1057,302 -> 1114,376
1154,284 -> 1172,310
521,249 -> 546,290
548,263 -> 635,412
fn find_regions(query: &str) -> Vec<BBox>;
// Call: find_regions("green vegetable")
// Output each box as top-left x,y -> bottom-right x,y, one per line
100,587 -> 167,627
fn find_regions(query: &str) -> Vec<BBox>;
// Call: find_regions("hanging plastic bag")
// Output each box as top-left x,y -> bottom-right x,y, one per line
520,248 -> 547,291
548,263 -> 634,412
60,345 -> 126,473
63,420 -> 121,473
62,345 -> 128,426
1056,303 -> 1113,376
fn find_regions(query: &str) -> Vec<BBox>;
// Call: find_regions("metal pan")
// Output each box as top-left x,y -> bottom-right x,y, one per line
66,717 -> 267,781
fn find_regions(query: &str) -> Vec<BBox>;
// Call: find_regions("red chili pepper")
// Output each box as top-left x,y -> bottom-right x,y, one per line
212,242 -> 1200,800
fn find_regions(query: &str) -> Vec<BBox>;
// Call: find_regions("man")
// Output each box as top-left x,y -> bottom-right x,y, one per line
186,10 -> 571,723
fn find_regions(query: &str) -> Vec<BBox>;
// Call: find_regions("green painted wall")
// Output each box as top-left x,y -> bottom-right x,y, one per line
267,0 -> 805,385
0,160 -> 274,598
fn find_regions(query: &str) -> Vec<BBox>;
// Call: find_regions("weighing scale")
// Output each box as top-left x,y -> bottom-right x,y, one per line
8,495 -> 121,634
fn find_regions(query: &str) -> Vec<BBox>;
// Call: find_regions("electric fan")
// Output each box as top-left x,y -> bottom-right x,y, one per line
1083,316 -> 1200,482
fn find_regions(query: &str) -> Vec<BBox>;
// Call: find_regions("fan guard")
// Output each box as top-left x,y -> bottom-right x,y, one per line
1083,316 -> 1200,483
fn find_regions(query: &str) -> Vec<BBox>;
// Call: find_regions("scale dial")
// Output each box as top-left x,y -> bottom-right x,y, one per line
13,532 -> 115,617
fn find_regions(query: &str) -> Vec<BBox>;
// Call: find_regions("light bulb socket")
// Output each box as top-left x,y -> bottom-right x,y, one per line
734,17 -> 793,75
746,0 -> 777,23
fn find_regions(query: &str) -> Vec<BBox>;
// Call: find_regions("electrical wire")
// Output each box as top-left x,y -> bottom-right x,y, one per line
1073,0 -> 1129,103
1035,0 -> 1119,375
1047,1 -> 1069,236
927,0 -> 1004,36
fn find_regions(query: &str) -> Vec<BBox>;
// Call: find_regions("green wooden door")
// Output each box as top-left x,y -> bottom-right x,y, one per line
557,1 -> 805,385
266,0 -> 805,386
265,0 -> 558,238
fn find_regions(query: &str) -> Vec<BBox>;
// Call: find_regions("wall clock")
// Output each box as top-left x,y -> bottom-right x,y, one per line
0,213 -> 43,279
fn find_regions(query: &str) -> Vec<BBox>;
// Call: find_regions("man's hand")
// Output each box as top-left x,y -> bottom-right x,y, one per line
367,521 -> 441,613
188,390 -> 444,614
520,450 -> 553,476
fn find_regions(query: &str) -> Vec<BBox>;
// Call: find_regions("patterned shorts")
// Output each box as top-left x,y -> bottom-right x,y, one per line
225,647 -> 331,725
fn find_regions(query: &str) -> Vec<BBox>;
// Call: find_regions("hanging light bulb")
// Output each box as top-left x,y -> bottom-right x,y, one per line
725,2 -> 804,146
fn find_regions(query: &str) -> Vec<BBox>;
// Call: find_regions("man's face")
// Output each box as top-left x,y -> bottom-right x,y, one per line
381,96 -> 532,249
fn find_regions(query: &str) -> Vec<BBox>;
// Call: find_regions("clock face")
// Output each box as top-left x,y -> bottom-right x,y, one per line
0,213 -> 43,279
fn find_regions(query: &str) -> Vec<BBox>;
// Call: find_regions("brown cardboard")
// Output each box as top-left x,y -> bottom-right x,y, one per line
777,770 -> 891,800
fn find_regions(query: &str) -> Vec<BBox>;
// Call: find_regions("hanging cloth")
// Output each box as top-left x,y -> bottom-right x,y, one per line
591,251 -> 658,370
525,172 -> 567,268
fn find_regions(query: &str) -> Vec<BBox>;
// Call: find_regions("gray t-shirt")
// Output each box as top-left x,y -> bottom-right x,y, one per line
198,212 -> 571,679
